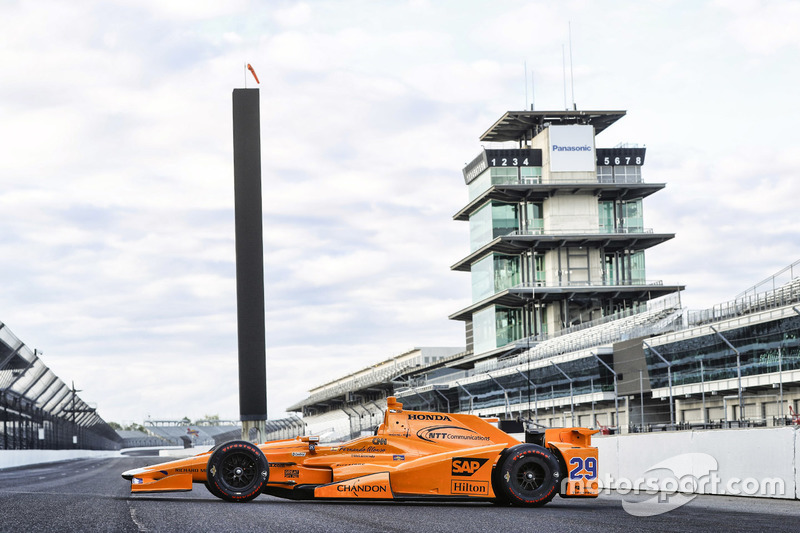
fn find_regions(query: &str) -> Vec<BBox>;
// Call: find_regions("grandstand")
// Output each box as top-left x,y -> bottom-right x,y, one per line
116,429 -> 166,449
288,259 -> 800,439
0,320 -> 121,450
288,347 -> 463,416
142,420 -> 241,447
288,348 -> 463,442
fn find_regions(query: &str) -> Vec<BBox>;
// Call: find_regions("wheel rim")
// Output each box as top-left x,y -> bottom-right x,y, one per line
514,459 -> 547,493
220,452 -> 257,490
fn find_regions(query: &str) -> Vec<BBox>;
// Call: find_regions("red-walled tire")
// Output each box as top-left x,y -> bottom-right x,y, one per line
206,441 -> 269,502
493,444 -> 560,507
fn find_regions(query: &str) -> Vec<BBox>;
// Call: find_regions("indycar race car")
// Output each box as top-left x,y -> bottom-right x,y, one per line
122,397 -> 599,507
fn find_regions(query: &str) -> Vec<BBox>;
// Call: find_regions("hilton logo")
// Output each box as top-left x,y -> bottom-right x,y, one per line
451,480 -> 488,495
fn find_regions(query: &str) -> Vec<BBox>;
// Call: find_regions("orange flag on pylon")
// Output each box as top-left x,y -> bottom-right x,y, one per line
247,64 -> 260,84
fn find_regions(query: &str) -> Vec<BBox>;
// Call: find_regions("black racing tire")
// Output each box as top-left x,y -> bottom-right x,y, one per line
206,440 -> 269,502
492,444 -> 560,507
205,480 -> 225,500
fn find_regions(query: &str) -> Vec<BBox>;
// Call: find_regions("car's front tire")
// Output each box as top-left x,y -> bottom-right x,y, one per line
206,440 -> 269,502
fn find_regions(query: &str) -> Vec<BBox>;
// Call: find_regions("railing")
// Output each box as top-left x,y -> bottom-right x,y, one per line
511,279 -> 664,289
736,258 -> 800,300
489,174 -> 644,186
688,277 -> 800,326
508,227 -> 655,237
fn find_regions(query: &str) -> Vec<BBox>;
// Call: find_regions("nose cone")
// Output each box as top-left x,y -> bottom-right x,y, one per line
121,466 -> 151,480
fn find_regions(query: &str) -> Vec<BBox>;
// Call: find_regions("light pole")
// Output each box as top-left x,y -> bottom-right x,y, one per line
591,352 -> 619,431
710,326 -> 742,423
549,362 -> 574,426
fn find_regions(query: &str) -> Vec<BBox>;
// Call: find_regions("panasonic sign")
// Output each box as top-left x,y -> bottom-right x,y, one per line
548,125 -> 596,172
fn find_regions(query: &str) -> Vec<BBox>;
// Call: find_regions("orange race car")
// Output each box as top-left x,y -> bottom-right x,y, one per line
122,397 -> 599,507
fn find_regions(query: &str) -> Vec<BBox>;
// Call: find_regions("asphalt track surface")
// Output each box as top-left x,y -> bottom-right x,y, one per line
1,455 -> 799,532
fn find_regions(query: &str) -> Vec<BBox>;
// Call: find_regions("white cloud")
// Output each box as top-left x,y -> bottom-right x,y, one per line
273,2 -> 313,27
717,0 -> 800,54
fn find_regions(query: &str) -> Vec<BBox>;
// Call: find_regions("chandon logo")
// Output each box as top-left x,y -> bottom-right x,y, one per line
336,485 -> 387,493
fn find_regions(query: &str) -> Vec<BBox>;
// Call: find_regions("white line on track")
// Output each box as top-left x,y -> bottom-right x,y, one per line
128,502 -> 150,533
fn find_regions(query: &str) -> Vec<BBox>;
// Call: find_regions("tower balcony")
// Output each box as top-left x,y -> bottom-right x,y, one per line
452,228 -> 676,272
449,279 -> 685,322
455,179 -> 664,222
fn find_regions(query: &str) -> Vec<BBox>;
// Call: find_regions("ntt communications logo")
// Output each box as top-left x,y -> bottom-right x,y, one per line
552,144 -> 592,152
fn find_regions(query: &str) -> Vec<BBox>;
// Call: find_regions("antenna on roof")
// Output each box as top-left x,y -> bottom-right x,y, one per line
531,70 -> 535,111
562,45 -> 567,110
524,60 -> 528,110
569,21 -> 576,110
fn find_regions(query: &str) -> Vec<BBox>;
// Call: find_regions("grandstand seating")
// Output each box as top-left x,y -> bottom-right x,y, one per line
116,430 -> 167,448
302,409 -> 353,442
501,304 -> 683,370
144,421 -> 240,447
689,275 -> 800,326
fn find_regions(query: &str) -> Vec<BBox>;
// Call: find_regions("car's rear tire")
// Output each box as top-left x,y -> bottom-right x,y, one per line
493,444 -> 559,507
206,440 -> 269,502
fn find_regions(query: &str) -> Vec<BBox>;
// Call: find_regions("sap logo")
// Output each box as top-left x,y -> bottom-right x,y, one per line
408,414 -> 452,421
372,438 -> 387,445
451,457 -> 488,476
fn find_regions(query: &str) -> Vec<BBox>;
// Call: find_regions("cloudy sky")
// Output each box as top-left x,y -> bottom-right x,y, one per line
2,0 -> 799,424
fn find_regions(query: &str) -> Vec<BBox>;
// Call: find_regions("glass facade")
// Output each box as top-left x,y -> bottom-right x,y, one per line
598,199 -> 643,233
468,166 -> 542,201
597,165 -> 613,183
520,167 -> 542,183
613,165 -> 642,183
495,306 -> 524,348
630,251 -> 645,283
533,254 -> 545,285
646,316 -> 800,390
471,254 -> 521,303
472,305 -> 525,354
620,200 -> 643,232
402,355 -> 615,414
469,201 -> 519,252
472,307 -> 497,354
525,202 -> 544,234
597,165 -> 641,184
599,201 -> 615,233
604,251 -> 646,285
